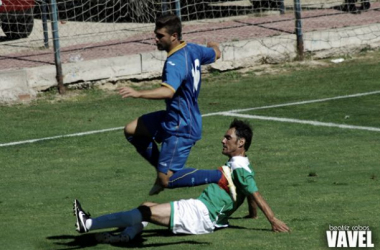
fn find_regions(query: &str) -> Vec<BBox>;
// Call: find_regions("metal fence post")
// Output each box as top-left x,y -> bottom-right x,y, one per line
161,0 -> 181,21
162,1 -> 168,13
294,0 -> 304,60
174,0 -> 181,21
279,0 -> 285,14
41,0 -> 49,48
49,0 -> 65,94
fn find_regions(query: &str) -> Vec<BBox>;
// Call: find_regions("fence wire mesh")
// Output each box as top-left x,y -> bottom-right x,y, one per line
0,0 -> 379,72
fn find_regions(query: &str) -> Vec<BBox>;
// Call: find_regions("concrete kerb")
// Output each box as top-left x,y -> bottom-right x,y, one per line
0,69 -> 37,103
0,50 -> 166,103
303,23 -> 380,58
1,23 -> 380,104
27,51 -> 164,91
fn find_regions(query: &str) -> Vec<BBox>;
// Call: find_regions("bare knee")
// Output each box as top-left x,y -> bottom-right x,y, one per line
124,121 -> 136,137
141,201 -> 158,207
125,117 -> 152,138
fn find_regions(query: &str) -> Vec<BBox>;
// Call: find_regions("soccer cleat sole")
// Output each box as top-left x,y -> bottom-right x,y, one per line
73,199 -> 89,233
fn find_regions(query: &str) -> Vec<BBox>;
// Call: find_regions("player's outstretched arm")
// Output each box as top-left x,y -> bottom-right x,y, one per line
251,191 -> 290,233
118,86 -> 174,100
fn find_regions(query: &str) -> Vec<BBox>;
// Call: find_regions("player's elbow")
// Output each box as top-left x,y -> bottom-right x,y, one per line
160,85 -> 175,99
166,91 -> 175,99
163,90 -> 174,99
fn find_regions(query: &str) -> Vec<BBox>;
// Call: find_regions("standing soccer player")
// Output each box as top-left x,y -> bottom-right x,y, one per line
118,13 -> 222,195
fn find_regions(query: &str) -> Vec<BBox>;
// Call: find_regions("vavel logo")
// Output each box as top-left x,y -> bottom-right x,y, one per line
326,225 -> 374,248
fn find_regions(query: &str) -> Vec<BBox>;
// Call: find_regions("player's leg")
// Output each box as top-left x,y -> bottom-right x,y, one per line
149,135 -> 194,194
124,111 -> 165,167
166,166 -> 237,201
167,168 -> 222,188
74,200 -> 168,232
124,118 -> 139,137
156,136 -> 225,188
142,200 -> 214,235
151,136 -> 235,195
78,206 -> 144,232
74,200 -> 169,243
94,203 -> 168,243
170,199 -> 215,235
147,202 -> 172,226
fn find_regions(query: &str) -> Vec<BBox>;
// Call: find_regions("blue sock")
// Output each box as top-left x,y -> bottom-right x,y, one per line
167,168 -> 222,188
88,208 -> 142,231
127,136 -> 159,168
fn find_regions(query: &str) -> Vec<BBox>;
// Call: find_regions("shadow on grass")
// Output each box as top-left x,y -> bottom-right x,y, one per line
47,228 -> 211,249
223,224 -> 272,232
226,217 -> 273,232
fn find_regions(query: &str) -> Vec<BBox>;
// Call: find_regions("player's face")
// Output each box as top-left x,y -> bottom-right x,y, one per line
154,27 -> 174,52
222,128 -> 242,157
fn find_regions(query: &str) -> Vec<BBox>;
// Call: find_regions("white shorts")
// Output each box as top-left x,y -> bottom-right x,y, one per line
170,199 -> 215,235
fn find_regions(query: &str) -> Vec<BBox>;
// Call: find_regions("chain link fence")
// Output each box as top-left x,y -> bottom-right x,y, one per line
0,0 -> 380,89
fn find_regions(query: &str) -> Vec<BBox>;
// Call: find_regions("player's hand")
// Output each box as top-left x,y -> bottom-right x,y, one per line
270,217 -> 290,233
206,41 -> 219,48
206,41 -> 221,60
118,87 -> 141,98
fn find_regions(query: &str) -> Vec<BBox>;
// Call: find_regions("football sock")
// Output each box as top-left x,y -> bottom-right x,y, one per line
87,208 -> 143,231
127,136 -> 159,167
167,168 -> 222,188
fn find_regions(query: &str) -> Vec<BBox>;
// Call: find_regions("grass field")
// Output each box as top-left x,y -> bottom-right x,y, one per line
0,51 -> 379,250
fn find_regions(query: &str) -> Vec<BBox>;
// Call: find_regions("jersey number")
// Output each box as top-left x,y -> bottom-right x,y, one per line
192,59 -> 200,92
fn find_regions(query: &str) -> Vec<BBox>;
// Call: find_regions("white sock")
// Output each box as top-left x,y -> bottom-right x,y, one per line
85,218 -> 93,230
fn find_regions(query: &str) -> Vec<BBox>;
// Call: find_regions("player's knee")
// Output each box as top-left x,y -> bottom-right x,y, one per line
138,205 -> 152,221
124,124 -> 134,138
125,117 -> 140,138
124,128 -> 132,141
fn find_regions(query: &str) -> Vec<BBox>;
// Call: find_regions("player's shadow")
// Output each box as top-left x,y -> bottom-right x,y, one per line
227,217 -> 273,232
227,224 -> 272,232
47,229 -> 211,249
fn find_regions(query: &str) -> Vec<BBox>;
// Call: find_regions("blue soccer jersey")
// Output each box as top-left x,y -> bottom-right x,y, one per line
161,42 -> 216,140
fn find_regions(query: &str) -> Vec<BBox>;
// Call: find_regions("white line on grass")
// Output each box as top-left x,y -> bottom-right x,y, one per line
203,90 -> 380,117
219,112 -> 380,132
0,127 -> 124,147
1,90 -> 379,147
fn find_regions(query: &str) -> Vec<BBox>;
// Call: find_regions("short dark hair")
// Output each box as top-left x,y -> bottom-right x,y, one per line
230,119 -> 253,151
155,13 -> 182,38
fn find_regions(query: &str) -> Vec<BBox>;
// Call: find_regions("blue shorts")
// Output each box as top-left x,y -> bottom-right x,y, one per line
141,111 -> 196,174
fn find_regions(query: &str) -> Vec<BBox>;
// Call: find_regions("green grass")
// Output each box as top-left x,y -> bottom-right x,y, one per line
0,51 -> 379,249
